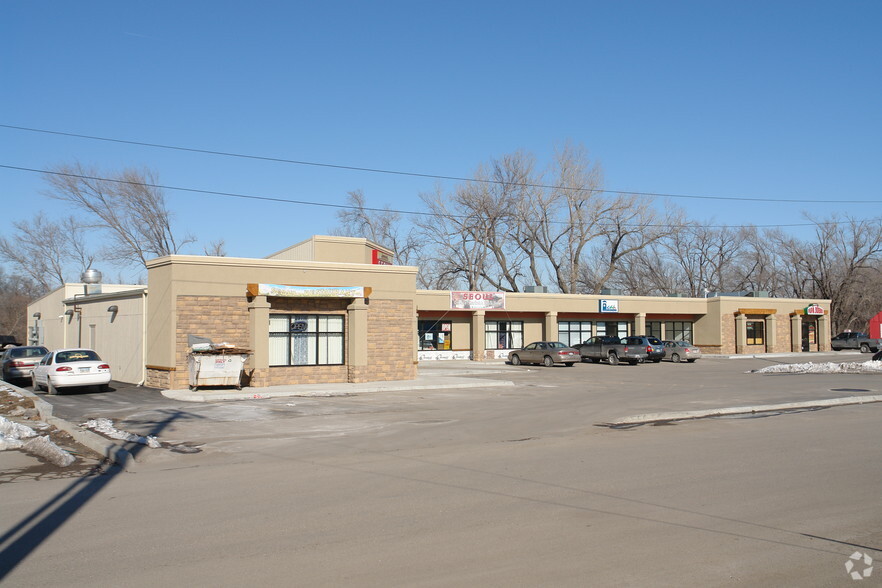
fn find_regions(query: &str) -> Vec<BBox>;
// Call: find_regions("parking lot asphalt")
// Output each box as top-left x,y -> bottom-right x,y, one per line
4,350 -> 880,468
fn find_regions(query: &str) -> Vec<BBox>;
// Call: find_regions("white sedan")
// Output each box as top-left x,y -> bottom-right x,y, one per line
31,348 -> 112,395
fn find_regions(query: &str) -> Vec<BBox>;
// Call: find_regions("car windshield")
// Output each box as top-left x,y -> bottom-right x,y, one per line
55,350 -> 102,363
647,337 -> 662,345
8,347 -> 49,358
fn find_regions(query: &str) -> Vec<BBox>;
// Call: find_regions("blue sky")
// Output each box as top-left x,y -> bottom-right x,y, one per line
2,1 -> 881,281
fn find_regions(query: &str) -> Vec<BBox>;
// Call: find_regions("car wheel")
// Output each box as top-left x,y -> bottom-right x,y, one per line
31,373 -> 41,391
565,361 -> 575,367
687,359 -> 697,363
99,384 -> 110,393
510,354 -> 521,366
671,353 -> 681,363
543,355 -> 554,367
47,378 -> 58,395
628,359 -> 639,365
860,344 -> 870,353
608,352 -> 619,365
652,358 -> 661,363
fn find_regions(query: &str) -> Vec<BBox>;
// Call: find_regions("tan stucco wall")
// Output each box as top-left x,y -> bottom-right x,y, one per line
266,235 -> 395,264
414,291 -> 831,356
145,254 -> 418,386
26,285 -> 146,383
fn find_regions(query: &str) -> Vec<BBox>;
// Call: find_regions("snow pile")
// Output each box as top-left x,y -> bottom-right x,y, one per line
82,418 -> 161,448
0,415 -> 37,449
1,385 -> 24,398
22,435 -> 76,467
0,416 -> 75,465
754,360 -> 882,374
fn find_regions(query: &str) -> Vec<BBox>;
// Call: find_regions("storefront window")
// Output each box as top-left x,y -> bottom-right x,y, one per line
646,321 -> 662,339
485,321 -> 523,350
664,321 -> 694,342
418,320 -> 452,350
269,314 -> 344,366
558,321 -> 592,346
596,321 -> 628,338
746,320 -> 765,345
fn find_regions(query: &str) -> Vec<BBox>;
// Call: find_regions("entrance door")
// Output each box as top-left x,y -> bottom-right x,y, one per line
801,321 -> 815,352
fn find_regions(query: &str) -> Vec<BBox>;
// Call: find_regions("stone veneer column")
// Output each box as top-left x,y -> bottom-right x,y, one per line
544,311 -> 558,341
347,298 -> 368,381
766,314 -> 777,352
248,295 -> 271,384
734,313 -> 746,355
471,310 -> 485,361
817,313 -> 830,351
634,313 -> 646,336
790,314 -> 802,352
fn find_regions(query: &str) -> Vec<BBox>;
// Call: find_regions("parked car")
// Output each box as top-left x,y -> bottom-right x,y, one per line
830,332 -> 882,353
662,340 -> 701,363
31,348 -> 112,395
629,335 -> 666,362
1,345 -> 49,382
508,341 -> 580,367
573,336 -> 648,365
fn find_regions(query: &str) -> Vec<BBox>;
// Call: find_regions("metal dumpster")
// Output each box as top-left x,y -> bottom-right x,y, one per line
188,352 -> 249,390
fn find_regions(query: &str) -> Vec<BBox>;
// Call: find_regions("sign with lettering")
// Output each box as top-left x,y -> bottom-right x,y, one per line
371,249 -> 393,265
805,304 -> 824,315
249,284 -> 365,298
600,299 -> 619,313
450,291 -> 506,310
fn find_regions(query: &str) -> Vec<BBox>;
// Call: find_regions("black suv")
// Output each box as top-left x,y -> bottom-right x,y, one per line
627,335 -> 665,362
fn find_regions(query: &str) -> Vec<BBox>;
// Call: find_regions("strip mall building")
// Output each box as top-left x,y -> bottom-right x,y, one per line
27,235 -> 832,387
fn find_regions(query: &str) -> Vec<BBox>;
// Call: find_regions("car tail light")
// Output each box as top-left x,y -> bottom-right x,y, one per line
98,364 -> 110,370
10,360 -> 28,367
646,346 -> 652,353
55,366 -> 72,372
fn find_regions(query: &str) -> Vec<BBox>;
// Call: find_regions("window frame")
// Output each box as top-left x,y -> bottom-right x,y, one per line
485,320 -> 524,350
746,320 -> 765,346
269,313 -> 345,367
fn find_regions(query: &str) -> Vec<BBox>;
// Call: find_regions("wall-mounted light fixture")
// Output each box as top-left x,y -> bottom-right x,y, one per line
107,305 -> 119,313
32,312 -> 41,319
64,309 -> 74,317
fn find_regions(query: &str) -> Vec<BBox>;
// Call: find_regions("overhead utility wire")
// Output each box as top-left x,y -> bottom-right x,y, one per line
1,163 -> 876,230
2,123 -> 880,205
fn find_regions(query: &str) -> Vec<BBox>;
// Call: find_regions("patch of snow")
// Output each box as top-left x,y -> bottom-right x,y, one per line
0,415 -> 37,443
753,360 -> 882,374
22,435 -> 76,467
0,416 -> 75,465
82,418 -> 161,448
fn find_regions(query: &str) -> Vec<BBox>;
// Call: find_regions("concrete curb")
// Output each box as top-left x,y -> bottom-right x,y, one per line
3,381 -> 136,469
163,377 -> 515,402
606,394 -> 882,426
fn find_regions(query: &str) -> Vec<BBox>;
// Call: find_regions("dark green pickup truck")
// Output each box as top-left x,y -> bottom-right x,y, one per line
831,332 -> 882,353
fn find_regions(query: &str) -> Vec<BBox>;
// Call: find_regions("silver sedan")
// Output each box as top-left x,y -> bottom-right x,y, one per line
662,340 -> 701,363
508,341 -> 581,367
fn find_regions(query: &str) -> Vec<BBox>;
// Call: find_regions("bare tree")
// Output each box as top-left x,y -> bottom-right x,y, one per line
44,162 -> 195,267
203,239 -> 228,257
767,215 -> 882,332
0,214 -> 94,291
0,269 -> 42,342
417,186 -> 489,290
333,190 -> 419,265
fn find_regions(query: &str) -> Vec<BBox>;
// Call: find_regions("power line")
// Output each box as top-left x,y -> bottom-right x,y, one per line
2,163 -> 878,230
2,123 -> 880,205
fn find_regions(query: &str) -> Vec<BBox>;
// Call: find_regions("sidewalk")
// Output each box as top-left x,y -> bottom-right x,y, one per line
162,360 -> 517,402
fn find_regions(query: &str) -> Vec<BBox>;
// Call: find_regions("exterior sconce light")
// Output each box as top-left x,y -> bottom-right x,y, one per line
32,312 -> 41,319
64,309 -> 74,317
107,305 -> 119,313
